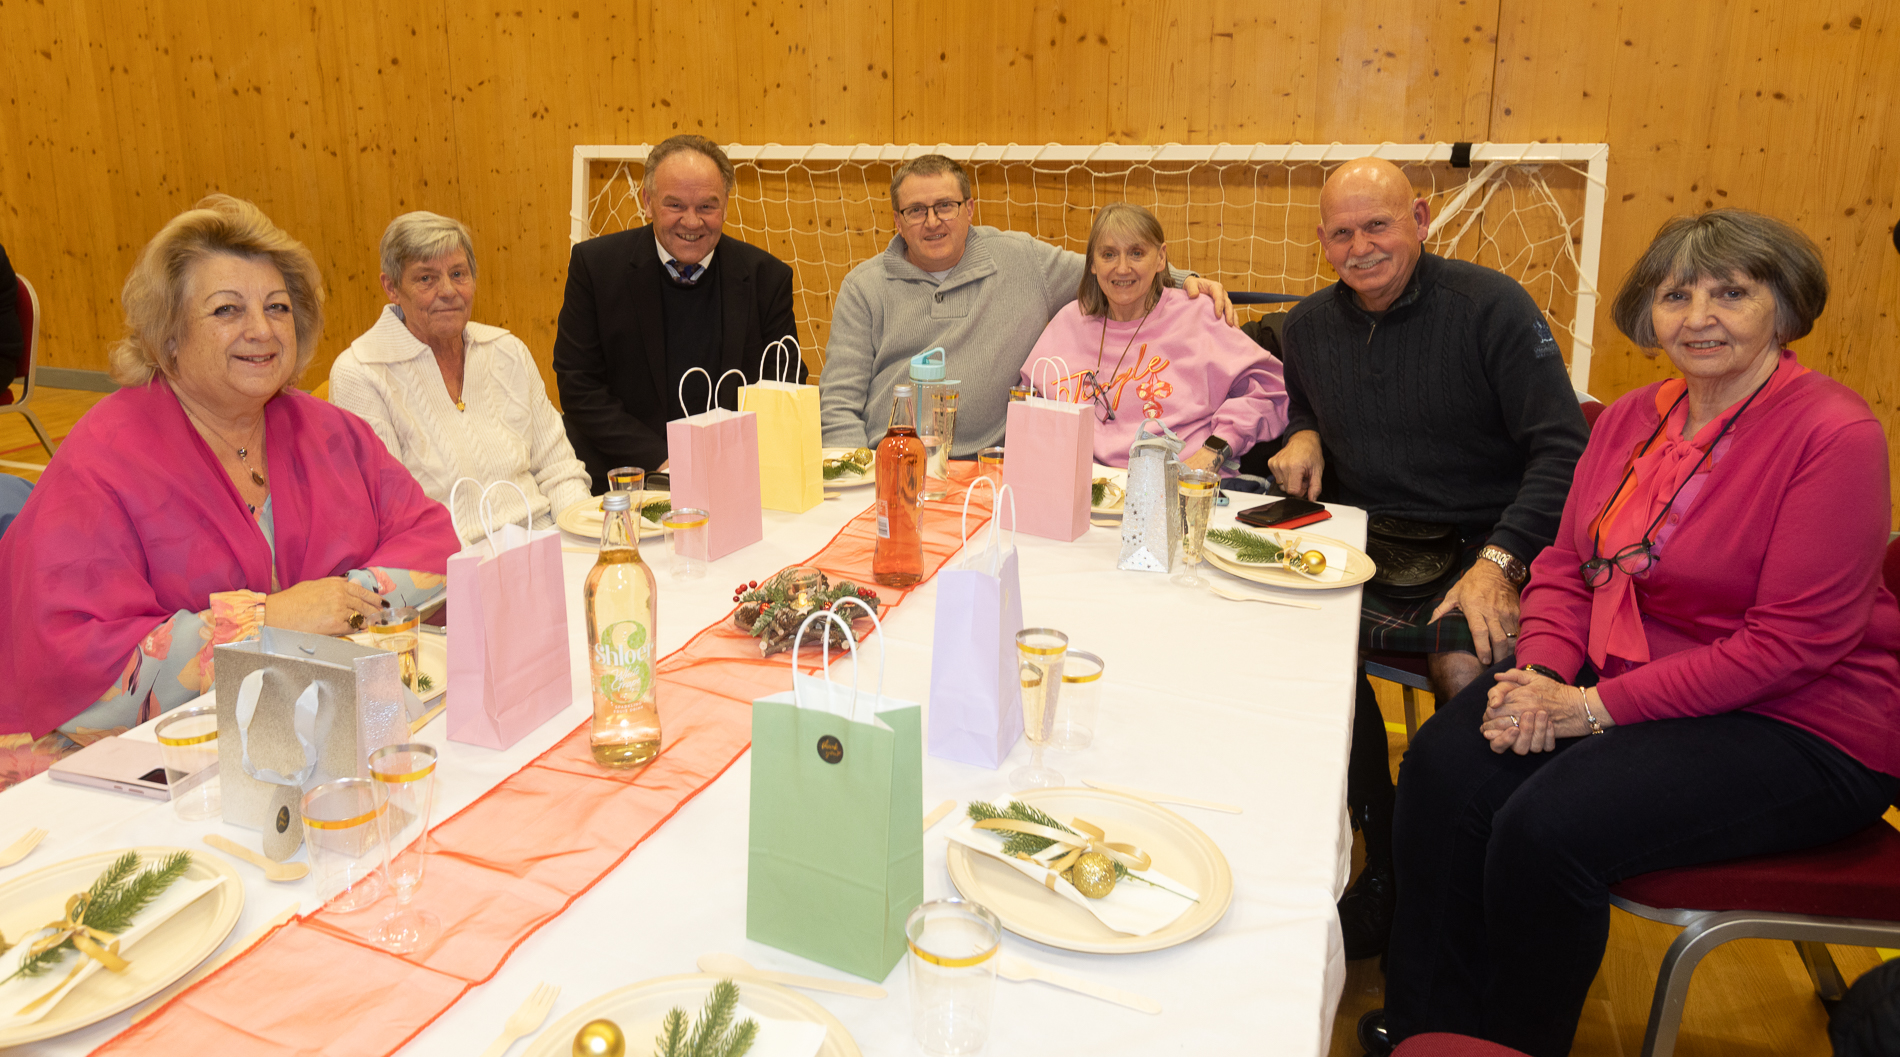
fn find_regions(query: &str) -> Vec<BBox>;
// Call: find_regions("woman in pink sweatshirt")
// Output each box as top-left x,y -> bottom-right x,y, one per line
1365,210 -> 1900,1057
1019,203 -> 1287,471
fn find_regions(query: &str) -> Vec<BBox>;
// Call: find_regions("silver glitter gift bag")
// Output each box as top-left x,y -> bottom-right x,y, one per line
1117,418 -> 1185,572
214,628 -> 408,859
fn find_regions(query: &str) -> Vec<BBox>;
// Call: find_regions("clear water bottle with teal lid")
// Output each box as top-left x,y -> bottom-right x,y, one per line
909,347 -> 960,501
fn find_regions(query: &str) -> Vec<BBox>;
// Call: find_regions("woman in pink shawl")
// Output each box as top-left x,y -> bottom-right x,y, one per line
0,196 -> 458,790
1360,210 -> 1900,1057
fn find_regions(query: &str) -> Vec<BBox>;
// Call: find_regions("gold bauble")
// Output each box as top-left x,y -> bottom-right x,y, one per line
573,1019 -> 626,1057
1069,851 -> 1118,899
1300,550 -> 1327,574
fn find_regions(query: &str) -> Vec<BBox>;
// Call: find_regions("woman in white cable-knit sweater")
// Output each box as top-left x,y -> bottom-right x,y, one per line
331,212 -> 593,543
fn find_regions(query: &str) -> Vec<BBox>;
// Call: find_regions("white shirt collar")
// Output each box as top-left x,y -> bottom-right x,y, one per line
654,231 -> 716,281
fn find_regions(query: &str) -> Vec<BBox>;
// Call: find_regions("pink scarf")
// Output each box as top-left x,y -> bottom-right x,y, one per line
1587,350 -> 1807,667
0,378 -> 458,736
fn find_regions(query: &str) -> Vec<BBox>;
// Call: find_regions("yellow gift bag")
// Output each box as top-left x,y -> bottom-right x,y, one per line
740,337 -> 824,513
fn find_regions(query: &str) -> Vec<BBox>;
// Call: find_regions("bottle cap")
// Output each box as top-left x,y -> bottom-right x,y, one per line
602,492 -> 632,511
893,383 -> 915,396
908,347 -> 946,382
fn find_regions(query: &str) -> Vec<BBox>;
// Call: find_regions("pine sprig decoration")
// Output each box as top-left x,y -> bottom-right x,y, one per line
966,801 -> 1131,882
730,568 -> 881,657
640,499 -> 673,524
655,979 -> 758,1057
4,851 -> 192,983
1205,526 -> 1285,565
822,447 -> 874,481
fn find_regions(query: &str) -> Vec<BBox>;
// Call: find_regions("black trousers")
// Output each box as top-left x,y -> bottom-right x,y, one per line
1384,660 -> 1898,1057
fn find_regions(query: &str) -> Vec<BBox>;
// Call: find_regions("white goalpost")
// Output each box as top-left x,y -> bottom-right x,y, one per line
570,142 -> 1610,390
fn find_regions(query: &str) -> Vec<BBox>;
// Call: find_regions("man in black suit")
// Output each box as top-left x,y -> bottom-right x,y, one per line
553,136 -> 799,489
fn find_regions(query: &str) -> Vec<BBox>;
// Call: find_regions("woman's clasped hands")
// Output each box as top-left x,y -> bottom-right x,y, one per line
1482,668 -> 1612,755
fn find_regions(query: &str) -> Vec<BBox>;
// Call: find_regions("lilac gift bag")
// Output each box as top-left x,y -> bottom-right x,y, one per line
1003,356 -> 1093,542
445,479 -> 573,749
927,480 -> 1025,768
667,367 -> 764,560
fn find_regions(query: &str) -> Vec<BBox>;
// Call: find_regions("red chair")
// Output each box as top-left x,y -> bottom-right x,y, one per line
1394,1034 -> 1533,1057
1605,535 -> 1900,1057
0,275 -> 56,459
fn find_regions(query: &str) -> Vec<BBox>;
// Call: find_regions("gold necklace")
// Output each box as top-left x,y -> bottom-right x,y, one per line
179,397 -> 268,488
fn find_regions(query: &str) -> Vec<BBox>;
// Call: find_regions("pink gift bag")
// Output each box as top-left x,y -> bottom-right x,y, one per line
667,367 -> 764,560
928,480 -> 1025,768
445,480 -> 574,749
1002,356 -> 1094,541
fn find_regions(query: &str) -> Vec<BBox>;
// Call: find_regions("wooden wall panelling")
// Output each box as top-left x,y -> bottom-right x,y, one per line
1107,1 -> 1321,143
1313,0 -> 1499,143
894,0 -> 1117,144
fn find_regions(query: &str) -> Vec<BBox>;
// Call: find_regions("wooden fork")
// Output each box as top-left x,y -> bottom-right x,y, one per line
0,827 -> 47,868
477,981 -> 560,1057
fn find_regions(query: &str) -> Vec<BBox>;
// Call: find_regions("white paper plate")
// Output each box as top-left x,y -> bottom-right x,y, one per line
821,447 -> 876,490
556,493 -> 669,541
1202,530 -> 1376,591
524,973 -> 860,1057
0,847 -> 244,1048
945,787 -> 1233,955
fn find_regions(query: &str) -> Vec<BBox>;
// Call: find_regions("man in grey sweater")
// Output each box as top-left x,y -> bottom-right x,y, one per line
820,155 -> 1234,455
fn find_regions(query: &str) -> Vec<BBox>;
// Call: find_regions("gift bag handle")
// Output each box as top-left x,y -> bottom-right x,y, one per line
1029,356 -> 1072,402
759,336 -> 803,383
678,366 -> 750,416
478,480 -> 533,544
958,476 -> 1017,573
792,607 -> 865,724
828,596 -> 888,725
1131,417 -> 1185,457
234,668 -> 320,788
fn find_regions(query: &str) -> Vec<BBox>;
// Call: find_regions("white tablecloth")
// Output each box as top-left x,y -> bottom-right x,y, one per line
2,489 -> 1365,1056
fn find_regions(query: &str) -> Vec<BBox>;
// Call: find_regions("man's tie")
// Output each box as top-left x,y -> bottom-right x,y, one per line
675,261 -> 702,284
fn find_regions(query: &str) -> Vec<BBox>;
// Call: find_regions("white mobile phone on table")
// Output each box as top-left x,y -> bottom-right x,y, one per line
47,735 -> 173,801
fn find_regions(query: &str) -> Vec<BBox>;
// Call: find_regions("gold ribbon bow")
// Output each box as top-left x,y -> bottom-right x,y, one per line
973,816 -> 1153,891
12,893 -> 131,1016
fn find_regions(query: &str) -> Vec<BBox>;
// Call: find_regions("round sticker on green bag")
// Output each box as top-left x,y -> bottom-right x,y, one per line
816,734 -> 844,765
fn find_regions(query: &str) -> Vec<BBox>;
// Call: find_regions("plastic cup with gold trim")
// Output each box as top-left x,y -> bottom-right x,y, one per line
1010,628 -> 1068,790
154,702 -> 220,821
301,778 -> 388,913
1049,649 -> 1104,753
660,506 -> 711,581
906,898 -> 1001,1056
977,447 -> 1005,485
369,743 -> 439,953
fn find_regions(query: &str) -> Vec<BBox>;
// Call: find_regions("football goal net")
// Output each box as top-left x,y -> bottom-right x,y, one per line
570,142 -> 1609,390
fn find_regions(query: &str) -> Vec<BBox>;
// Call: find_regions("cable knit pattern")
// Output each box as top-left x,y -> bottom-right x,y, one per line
331,305 -> 593,544
1281,252 -> 1587,561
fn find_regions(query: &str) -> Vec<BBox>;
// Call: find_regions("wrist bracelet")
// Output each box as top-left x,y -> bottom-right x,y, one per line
1579,686 -> 1606,735
1522,663 -> 1566,684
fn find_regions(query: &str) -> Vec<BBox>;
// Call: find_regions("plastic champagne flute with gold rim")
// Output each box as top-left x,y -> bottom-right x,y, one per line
369,742 -> 440,953
1174,468 -> 1221,587
1011,627 -> 1069,790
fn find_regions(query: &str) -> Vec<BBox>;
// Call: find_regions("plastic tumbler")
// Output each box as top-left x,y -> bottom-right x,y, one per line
907,898 -> 1001,1056
154,703 -> 220,821
1049,649 -> 1104,752
661,507 -> 711,580
977,447 -> 1004,485
301,778 -> 388,913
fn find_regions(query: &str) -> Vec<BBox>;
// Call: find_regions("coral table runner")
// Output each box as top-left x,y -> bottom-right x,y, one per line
100,476 -> 992,1055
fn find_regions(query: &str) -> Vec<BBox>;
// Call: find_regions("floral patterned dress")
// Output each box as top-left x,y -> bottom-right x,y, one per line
0,499 -> 444,790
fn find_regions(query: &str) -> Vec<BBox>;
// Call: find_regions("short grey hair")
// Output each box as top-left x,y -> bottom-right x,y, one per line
641,136 -> 736,196
110,194 -> 325,387
889,154 -> 972,209
380,211 -> 478,284
1611,208 -> 1829,351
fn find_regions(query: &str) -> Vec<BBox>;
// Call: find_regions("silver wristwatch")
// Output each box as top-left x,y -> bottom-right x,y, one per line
1479,544 -> 1529,587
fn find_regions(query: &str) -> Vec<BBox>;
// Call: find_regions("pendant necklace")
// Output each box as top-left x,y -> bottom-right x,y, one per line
180,398 -> 268,489
1092,294 -> 1158,414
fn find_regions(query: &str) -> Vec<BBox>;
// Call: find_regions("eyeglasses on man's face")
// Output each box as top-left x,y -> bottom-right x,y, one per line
897,199 -> 968,225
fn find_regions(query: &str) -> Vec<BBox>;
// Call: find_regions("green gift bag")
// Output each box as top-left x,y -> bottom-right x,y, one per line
747,602 -> 923,981
740,337 -> 825,514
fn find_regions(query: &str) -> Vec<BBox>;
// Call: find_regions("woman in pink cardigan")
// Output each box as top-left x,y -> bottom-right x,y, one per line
1362,210 -> 1900,1057
1019,203 -> 1287,471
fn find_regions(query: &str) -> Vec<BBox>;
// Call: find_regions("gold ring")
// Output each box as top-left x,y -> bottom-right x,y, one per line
348,613 -> 367,631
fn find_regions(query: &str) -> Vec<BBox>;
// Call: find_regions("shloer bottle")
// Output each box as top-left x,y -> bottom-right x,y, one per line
586,491 -> 661,768
873,382 -> 926,587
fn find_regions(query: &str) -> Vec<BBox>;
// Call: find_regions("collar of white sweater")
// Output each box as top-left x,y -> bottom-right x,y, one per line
349,303 -> 512,365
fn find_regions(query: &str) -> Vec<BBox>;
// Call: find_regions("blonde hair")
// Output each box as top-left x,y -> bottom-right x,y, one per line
1077,203 -> 1175,318
110,194 -> 326,387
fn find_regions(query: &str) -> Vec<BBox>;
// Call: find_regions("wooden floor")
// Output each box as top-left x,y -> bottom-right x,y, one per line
1330,680 -> 1899,1057
5,386 -> 1894,1056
